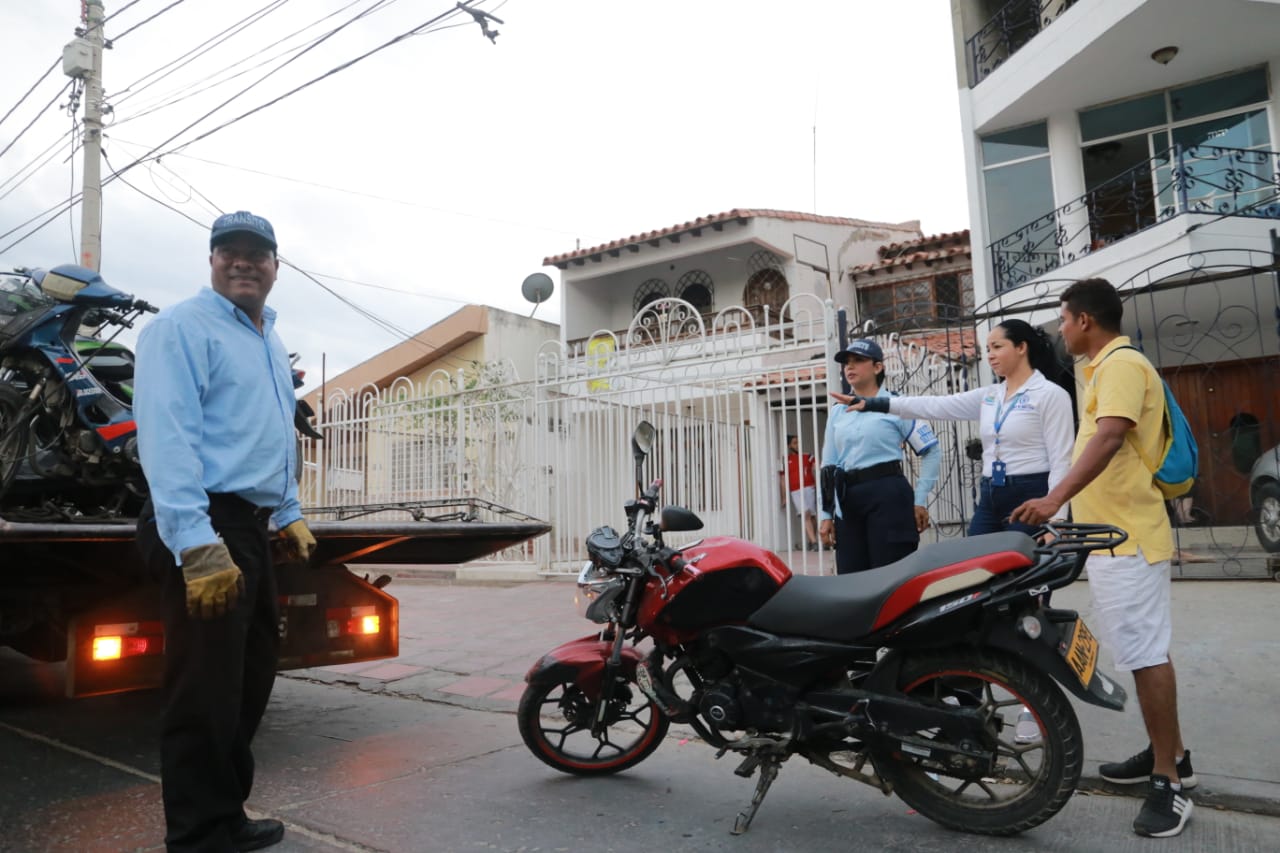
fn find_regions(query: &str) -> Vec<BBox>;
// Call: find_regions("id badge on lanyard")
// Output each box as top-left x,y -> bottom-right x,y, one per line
991,390 -> 1025,487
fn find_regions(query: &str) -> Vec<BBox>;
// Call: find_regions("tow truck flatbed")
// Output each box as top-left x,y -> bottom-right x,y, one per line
0,500 -> 550,696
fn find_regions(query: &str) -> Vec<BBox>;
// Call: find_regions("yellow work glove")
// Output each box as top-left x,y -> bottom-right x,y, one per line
283,519 -> 316,563
178,543 -> 244,620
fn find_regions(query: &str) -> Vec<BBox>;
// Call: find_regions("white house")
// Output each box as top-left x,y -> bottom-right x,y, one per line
544,208 -> 922,348
950,0 -> 1280,532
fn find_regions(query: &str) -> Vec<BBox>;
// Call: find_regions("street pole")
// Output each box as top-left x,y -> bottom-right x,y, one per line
78,0 -> 105,271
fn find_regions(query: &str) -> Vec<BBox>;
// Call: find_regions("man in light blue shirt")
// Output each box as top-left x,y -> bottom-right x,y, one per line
819,339 -> 940,574
133,210 -> 313,853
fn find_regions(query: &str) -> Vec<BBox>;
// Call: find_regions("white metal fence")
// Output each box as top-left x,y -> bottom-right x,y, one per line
301,295 -> 984,574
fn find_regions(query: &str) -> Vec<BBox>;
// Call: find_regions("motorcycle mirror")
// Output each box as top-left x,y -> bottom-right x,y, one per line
660,505 -> 703,532
632,421 -> 655,495
632,421 -> 655,460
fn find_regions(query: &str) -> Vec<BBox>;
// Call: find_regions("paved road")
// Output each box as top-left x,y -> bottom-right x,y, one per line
297,575 -> 1280,814
2,674 -> 1277,853
2,576 -> 1279,852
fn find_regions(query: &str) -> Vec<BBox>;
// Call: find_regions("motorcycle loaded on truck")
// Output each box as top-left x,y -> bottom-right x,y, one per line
1,264 -> 550,697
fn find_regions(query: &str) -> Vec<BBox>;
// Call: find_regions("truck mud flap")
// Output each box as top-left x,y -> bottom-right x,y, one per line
274,564 -> 398,670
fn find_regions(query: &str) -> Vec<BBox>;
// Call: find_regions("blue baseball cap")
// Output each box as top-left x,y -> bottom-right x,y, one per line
835,338 -> 884,363
210,210 -> 277,251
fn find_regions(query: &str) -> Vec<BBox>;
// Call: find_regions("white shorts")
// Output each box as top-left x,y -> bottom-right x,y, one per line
789,486 -> 817,516
1085,548 -> 1172,672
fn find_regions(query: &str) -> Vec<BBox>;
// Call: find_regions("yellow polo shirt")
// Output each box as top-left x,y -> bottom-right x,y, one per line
1072,337 -> 1174,563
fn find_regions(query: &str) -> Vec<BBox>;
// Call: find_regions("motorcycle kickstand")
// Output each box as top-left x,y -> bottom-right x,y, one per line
731,755 -> 781,835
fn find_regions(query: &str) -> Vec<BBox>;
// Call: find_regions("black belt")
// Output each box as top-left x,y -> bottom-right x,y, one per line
980,471 -> 1050,487
208,492 -> 274,525
837,460 -> 903,488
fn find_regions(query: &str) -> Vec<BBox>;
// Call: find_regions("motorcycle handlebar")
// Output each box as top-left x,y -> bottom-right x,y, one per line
134,299 -> 159,313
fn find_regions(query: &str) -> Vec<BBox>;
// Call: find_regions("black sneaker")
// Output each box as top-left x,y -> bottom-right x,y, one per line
1100,746 -> 1197,789
1133,775 -> 1193,838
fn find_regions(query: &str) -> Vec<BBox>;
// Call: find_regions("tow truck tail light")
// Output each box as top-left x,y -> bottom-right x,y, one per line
325,605 -> 381,638
91,622 -> 164,661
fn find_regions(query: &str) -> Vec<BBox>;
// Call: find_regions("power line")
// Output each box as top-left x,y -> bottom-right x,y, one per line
0,1 -> 500,260
104,0 -> 147,24
103,0 -> 418,183
116,141 -> 588,238
109,0 -> 297,108
0,127 -> 77,201
110,0 -> 191,43
303,271 -> 469,305
0,57 -> 61,133
0,80 -> 74,163
162,2 -> 459,158
101,148 -> 456,355
114,12 -> 336,127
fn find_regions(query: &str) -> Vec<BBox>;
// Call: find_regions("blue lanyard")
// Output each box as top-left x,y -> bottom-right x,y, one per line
992,390 -> 1026,459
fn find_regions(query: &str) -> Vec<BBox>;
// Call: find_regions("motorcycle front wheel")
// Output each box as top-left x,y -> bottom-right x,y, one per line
870,647 -> 1083,836
518,672 -> 669,776
0,384 -> 30,497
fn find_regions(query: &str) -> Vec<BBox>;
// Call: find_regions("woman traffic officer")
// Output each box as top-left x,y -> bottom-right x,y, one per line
837,320 -> 1073,535
818,339 -> 941,574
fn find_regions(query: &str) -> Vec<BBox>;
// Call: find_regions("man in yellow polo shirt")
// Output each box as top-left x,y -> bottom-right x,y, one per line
1011,278 -> 1193,839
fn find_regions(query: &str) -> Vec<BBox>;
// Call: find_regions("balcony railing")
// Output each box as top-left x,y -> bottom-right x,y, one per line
989,144 -> 1280,292
966,0 -> 1078,87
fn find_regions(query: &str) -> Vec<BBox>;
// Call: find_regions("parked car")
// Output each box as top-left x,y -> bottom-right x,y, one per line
1250,443 -> 1280,552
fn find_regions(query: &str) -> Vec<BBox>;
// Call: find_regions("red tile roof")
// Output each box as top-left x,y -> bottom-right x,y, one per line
544,208 -> 915,267
850,229 -> 972,279
878,229 -> 970,258
897,327 -> 979,362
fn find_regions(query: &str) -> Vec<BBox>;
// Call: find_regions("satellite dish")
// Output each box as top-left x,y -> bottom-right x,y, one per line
522,272 -> 554,304
521,272 -> 554,317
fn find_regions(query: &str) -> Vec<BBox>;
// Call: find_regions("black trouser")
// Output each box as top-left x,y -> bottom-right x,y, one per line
834,474 -> 919,574
137,494 -> 279,853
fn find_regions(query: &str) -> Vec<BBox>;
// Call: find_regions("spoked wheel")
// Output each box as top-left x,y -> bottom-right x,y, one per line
518,673 -> 669,776
871,648 -> 1083,836
0,384 -> 31,498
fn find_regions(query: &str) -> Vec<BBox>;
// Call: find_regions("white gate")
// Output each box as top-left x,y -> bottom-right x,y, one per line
301,296 -> 983,574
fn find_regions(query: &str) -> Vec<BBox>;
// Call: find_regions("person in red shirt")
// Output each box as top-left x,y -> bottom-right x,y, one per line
780,434 -> 819,550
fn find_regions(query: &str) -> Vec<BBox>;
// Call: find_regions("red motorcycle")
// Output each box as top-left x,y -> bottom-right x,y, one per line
520,422 -> 1129,836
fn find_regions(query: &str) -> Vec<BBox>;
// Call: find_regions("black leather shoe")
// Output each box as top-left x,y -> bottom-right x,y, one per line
231,818 -> 284,852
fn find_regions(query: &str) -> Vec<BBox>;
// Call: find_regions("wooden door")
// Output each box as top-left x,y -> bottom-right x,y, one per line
1162,357 -> 1280,525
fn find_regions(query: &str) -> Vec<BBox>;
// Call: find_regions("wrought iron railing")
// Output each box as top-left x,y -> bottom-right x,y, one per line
989,144 -> 1280,292
966,0 -> 1078,87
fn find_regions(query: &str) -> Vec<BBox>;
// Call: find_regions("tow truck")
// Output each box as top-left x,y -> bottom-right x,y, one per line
0,498 -> 549,697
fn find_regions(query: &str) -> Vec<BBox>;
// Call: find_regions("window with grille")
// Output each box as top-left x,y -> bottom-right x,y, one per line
857,274 -> 967,326
676,270 -> 714,312
633,278 -> 669,313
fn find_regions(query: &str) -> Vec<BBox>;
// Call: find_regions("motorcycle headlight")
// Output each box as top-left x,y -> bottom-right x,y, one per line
575,561 -> 626,623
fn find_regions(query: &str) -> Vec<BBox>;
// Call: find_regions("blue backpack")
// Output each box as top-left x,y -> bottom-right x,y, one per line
1100,346 -> 1198,499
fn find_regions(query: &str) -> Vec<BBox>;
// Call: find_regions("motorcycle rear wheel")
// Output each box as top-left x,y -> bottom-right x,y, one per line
518,674 -> 669,776
0,384 -> 30,497
870,647 -> 1083,836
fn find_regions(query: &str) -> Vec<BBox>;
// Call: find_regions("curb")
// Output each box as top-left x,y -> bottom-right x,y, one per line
1078,775 -> 1280,819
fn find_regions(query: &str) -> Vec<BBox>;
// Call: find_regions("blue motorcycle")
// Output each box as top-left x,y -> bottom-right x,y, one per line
1,264 -> 323,517
0,264 -> 156,514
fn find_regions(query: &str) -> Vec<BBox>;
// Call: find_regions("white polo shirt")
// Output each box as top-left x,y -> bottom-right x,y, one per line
886,370 -> 1075,509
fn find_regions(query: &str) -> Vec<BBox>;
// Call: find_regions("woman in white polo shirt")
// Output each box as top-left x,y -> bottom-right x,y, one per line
838,319 -> 1074,535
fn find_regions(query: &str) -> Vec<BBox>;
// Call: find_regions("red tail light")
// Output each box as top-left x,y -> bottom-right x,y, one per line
91,621 -> 164,661
325,605 -> 381,638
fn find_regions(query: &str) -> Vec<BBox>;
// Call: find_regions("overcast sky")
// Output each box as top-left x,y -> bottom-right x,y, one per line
1,0 -> 969,388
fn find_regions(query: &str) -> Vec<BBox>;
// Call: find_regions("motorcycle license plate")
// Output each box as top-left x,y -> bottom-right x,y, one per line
1060,619 -> 1099,688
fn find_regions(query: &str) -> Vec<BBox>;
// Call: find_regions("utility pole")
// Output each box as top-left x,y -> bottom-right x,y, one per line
65,0 -> 106,270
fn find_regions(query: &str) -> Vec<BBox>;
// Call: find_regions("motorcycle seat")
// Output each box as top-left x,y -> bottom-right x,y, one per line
747,532 -> 1037,642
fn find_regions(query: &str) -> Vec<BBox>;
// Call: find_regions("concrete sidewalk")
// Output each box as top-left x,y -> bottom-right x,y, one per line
292,567 -> 1280,818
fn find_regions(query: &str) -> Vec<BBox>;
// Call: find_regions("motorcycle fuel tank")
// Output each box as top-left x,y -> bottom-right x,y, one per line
639,536 -> 792,639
